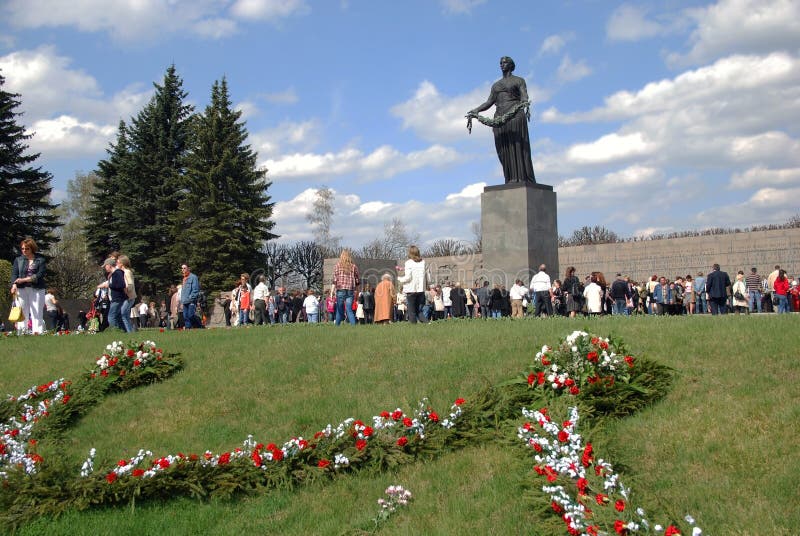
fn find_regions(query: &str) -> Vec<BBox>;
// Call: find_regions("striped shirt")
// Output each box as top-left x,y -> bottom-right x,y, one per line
745,273 -> 761,292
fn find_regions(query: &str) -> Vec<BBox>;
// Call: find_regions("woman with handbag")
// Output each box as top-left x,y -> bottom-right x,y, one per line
10,238 -> 47,334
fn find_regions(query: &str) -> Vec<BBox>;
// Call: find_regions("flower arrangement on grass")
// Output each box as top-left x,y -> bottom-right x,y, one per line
526,331 -> 634,396
81,397 -> 465,488
1,332 -> 690,533
1,379 -> 70,477
519,406 -> 702,536
1,340 -> 181,481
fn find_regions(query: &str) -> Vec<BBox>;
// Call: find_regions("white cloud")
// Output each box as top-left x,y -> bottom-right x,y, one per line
728,131 -> 800,163
567,132 -> 657,165
28,115 -> 116,156
2,0 -> 307,41
696,186 -> 800,227
606,4 -> 666,41
539,33 -> 573,56
439,0 -> 487,15
250,119 -> 322,158
0,46 -> 151,154
556,55 -> 592,83
262,144 -> 463,183
668,0 -> 800,67
230,0 -> 309,20
730,166 -> 800,189
543,52 -> 799,124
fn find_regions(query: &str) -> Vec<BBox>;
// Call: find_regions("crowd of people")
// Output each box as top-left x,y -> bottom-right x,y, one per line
7,238 -> 799,335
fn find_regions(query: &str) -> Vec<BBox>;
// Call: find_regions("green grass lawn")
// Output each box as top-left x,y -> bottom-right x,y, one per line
1,315 -> 799,535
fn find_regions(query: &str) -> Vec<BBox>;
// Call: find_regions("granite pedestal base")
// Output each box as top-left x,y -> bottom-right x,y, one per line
480,182 -> 558,287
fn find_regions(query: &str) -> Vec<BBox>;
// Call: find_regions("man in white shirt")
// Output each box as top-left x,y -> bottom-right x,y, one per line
508,279 -> 529,318
252,275 -> 270,325
529,264 -> 552,317
442,281 -> 453,319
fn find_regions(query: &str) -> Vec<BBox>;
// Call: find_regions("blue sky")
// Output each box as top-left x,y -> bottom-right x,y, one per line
2,0 -> 799,249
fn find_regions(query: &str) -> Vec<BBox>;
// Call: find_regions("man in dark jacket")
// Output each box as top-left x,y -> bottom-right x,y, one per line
610,273 -> 632,316
705,263 -> 731,315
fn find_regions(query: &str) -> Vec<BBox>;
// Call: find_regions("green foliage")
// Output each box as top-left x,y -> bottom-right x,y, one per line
0,74 -> 60,261
0,259 -> 10,319
175,77 -> 276,291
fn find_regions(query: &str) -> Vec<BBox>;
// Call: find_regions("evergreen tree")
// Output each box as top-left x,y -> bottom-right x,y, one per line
116,65 -> 194,295
85,121 -> 129,261
0,73 -> 59,261
176,77 -> 276,291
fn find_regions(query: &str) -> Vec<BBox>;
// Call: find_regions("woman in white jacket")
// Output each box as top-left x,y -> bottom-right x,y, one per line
396,245 -> 429,324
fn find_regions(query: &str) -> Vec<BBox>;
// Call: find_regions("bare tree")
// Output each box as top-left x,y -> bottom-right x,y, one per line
46,172 -> 101,298
423,238 -> 473,258
262,242 -> 293,289
470,221 -> 482,253
306,186 -> 341,257
289,240 -> 324,290
354,217 -> 420,259
562,226 -> 620,246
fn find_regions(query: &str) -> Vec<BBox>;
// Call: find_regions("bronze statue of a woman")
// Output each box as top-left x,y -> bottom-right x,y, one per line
467,56 -> 536,184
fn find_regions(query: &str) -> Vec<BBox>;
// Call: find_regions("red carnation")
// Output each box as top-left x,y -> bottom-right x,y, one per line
252,451 -> 262,466
569,386 -> 580,395
557,430 -> 569,442
595,493 -> 608,505
62,395 -> 71,404
117,460 -> 127,467
362,426 -> 374,437
318,459 -> 330,468
624,355 -> 635,368
454,398 -> 465,406
576,477 -> 588,494
614,520 -> 626,534
541,356 -> 551,366
665,526 -> 682,536
106,472 -> 117,483
133,359 -> 141,367
402,417 -> 413,427
397,436 -> 408,447
380,411 -> 390,418
132,468 -> 145,477
551,501 -> 563,513
527,373 -> 536,386
218,452 -> 231,465
392,410 -> 403,421
587,351 -> 599,363
272,449 -> 284,461
355,439 -> 367,451
615,500 -> 625,512
100,370 -> 108,377
158,458 -> 170,469
429,412 -> 439,422
126,349 -> 135,357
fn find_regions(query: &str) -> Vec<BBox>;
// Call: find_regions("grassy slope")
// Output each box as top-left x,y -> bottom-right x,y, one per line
1,315 -> 798,535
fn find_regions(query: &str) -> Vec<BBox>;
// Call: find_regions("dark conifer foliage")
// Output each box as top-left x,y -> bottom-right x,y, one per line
0,74 -> 59,261
85,120 -> 128,261
176,78 -> 276,291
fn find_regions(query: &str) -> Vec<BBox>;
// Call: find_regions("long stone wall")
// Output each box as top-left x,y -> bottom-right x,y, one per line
558,228 -> 800,283
324,227 -> 800,288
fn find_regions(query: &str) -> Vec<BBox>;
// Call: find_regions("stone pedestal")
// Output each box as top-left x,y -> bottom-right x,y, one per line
480,182 -> 558,287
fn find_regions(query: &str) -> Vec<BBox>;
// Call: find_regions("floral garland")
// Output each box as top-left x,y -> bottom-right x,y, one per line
83,396 -> 465,485
1,340 -> 180,480
1,331 -> 695,533
519,406 -> 702,536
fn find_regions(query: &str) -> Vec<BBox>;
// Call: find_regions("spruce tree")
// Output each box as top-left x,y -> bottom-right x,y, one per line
85,120 -> 129,261
176,77 -> 276,291
116,65 -> 194,295
0,73 -> 59,261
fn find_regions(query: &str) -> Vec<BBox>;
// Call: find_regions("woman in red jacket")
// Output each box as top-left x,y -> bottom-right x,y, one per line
773,269 -> 790,314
